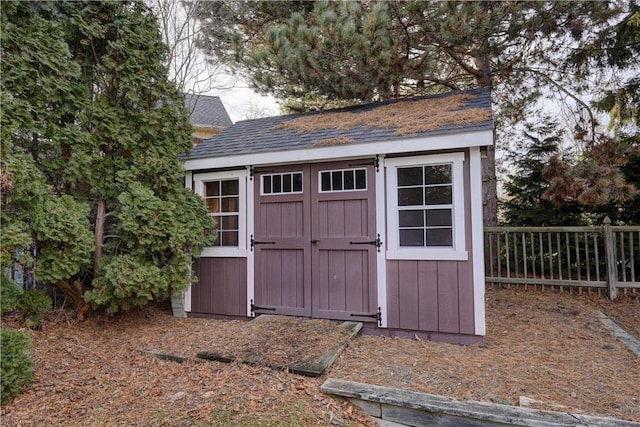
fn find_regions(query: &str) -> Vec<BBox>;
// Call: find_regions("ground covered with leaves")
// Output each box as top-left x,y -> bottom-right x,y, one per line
1,287 -> 638,426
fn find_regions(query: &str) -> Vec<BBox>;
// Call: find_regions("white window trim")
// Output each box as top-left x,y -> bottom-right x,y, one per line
260,171 -> 304,196
317,167 -> 368,193
385,153 -> 468,261
193,170 -> 248,258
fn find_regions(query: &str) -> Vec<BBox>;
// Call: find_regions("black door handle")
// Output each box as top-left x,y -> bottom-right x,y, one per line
311,239 -> 320,244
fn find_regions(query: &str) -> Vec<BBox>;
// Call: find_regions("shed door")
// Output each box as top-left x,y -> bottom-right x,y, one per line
253,165 -> 312,317
253,160 -> 377,322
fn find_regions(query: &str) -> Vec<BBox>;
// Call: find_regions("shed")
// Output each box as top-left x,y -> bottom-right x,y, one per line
181,88 -> 493,345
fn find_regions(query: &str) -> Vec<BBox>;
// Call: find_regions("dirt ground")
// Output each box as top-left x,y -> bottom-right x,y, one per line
1,286 -> 638,426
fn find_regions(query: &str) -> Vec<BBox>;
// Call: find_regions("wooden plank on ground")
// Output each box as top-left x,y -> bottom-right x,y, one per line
320,378 -> 640,427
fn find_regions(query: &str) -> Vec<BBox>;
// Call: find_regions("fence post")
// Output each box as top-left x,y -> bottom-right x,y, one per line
603,217 -> 618,299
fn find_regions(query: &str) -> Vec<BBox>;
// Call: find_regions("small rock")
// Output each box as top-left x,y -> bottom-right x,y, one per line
203,391 -> 215,399
169,391 -> 186,402
277,383 -> 285,392
329,412 -> 345,426
570,392 -> 577,399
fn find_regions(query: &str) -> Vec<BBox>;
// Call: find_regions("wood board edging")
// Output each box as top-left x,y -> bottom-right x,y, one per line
320,378 -> 639,427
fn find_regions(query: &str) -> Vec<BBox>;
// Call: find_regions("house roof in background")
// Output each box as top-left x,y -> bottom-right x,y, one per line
188,88 -> 493,161
184,94 -> 233,129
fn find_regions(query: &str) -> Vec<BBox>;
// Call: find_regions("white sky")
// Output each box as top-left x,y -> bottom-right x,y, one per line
214,85 -> 281,123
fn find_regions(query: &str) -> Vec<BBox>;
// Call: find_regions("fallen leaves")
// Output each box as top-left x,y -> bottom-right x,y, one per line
1,287 -> 638,425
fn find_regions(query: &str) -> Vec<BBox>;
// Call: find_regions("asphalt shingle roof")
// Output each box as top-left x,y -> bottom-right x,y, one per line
188,88 -> 492,161
184,94 -> 233,128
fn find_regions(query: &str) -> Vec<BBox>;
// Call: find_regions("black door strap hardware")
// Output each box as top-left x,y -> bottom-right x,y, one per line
349,234 -> 383,252
250,299 -> 276,316
250,235 -> 276,251
350,307 -> 382,327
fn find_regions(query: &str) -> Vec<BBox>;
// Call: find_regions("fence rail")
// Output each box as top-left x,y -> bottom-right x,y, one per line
484,218 -> 640,298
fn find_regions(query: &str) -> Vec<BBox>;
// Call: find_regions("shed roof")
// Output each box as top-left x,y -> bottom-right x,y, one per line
188,88 -> 492,161
184,94 -> 233,129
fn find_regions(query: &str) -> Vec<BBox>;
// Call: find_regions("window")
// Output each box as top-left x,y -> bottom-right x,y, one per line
262,172 -> 303,195
386,153 -> 467,260
204,179 -> 239,246
194,170 -> 247,256
319,168 -> 367,192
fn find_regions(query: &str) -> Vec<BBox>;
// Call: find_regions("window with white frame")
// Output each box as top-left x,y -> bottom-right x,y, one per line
204,179 -> 240,246
319,168 -> 367,192
261,172 -> 303,195
194,170 -> 247,255
386,153 -> 467,260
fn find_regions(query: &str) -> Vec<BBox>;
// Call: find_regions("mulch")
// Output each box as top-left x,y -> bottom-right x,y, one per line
1,286 -> 638,426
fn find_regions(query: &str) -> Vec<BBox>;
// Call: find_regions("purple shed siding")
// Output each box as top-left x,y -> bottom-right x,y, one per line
191,257 -> 246,317
384,150 -> 479,342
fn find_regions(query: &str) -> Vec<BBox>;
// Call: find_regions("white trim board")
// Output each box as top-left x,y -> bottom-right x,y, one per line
469,147 -> 486,336
184,130 -> 493,172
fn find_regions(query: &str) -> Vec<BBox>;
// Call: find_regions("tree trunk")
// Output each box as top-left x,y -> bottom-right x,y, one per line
474,52 -> 497,226
482,142 -> 498,226
94,199 -> 106,275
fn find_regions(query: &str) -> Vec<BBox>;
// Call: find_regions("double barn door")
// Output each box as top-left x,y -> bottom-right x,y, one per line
252,160 -> 378,322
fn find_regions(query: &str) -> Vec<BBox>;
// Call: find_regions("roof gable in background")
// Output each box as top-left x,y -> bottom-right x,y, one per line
184,94 -> 233,129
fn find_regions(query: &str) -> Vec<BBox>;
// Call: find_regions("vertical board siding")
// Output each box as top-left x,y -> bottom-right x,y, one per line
398,261 -> 419,330
437,261 -> 460,333
386,259 -> 473,335
191,258 -> 247,316
417,262 -> 439,331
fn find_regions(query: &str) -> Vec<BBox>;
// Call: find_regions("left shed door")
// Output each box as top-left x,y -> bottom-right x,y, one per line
252,165 -> 312,316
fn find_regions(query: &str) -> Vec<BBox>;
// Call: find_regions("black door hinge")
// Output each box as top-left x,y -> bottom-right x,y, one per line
250,299 -> 276,316
250,235 -> 276,251
350,307 -> 382,327
349,233 -> 383,252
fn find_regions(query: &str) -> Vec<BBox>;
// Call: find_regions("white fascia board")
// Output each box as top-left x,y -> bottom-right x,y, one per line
184,129 -> 493,172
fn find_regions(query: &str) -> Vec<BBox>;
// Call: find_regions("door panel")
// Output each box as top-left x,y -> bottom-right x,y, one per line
311,161 -> 377,321
253,165 -> 311,317
253,160 -> 377,322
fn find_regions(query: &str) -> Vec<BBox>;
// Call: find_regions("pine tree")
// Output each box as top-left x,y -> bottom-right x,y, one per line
193,0 -> 628,226
501,117 -> 584,226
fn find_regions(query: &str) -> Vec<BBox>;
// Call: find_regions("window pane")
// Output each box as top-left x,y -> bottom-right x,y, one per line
426,209 -> 452,226
399,210 -> 424,227
205,182 -> 219,197
293,173 -> 303,192
206,198 -> 219,213
220,231 -> 238,246
355,169 -> 366,189
398,188 -> 423,206
263,176 -> 271,194
321,172 -> 331,191
221,215 -> 238,230
332,171 -> 342,190
425,186 -> 452,205
221,197 -> 238,212
400,229 -> 424,246
283,173 -> 292,192
398,167 -> 423,186
425,165 -> 451,185
221,180 -> 239,195
344,170 -> 355,190
426,228 -> 452,246
273,175 -> 282,193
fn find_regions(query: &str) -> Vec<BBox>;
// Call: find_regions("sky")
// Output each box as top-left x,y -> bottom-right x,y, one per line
214,85 -> 281,123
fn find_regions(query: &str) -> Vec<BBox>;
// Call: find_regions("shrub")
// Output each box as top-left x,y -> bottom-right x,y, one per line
0,328 -> 34,404
16,289 -> 52,329
1,277 -> 23,315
